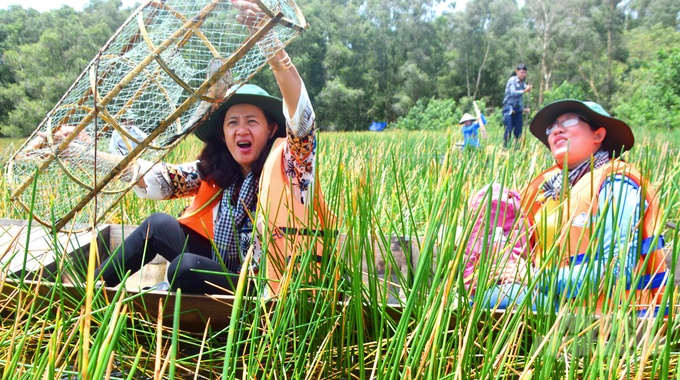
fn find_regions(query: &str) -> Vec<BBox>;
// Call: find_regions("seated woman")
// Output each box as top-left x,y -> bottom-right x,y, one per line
468,99 -> 667,313
521,99 -> 667,313
95,5 -> 325,295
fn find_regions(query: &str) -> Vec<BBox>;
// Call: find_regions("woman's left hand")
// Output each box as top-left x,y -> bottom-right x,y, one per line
233,0 -> 265,31
233,0 -> 302,116
497,259 -> 531,285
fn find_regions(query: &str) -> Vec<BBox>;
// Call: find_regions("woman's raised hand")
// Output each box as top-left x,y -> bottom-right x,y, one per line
233,0 -> 265,31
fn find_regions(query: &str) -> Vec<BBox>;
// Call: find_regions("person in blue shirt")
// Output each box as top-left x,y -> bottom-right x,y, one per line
459,113 -> 487,149
502,64 -> 533,147
490,99 -> 666,314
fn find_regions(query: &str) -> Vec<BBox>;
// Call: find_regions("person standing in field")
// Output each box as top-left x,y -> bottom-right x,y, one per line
458,112 -> 487,149
502,64 -> 532,147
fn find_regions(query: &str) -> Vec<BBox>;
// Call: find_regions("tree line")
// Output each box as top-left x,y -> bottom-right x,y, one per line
0,0 -> 678,136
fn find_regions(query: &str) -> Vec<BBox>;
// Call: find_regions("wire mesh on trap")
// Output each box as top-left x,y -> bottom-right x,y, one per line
5,0 -> 306,232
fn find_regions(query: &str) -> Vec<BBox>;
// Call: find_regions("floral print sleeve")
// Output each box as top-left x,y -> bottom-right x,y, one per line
282,81 -> 316,205
133,160 -> 202,200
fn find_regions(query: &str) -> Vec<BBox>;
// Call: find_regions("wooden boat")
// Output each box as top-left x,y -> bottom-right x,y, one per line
0,218 -> 421,333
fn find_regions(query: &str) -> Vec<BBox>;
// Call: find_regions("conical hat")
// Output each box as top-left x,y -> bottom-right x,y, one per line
459,113 -> 476,124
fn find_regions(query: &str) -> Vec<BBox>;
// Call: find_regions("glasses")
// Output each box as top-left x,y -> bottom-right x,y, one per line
545,116 -> 581,136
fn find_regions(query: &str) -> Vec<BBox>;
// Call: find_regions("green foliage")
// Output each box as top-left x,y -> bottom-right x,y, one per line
614,47 -> 680,130
392,98 -> 457,130
391,96 -> 493,131
0,0 -> 132,137
541,81 -> 591,105
0,0 -> 678,135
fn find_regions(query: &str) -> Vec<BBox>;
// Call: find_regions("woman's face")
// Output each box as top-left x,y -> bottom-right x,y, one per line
547,113 -> 605,169
222,103 -> 277,175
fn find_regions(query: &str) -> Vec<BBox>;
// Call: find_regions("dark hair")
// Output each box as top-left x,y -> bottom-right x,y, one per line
510,64 -> 528,77
196,106 -> 278,189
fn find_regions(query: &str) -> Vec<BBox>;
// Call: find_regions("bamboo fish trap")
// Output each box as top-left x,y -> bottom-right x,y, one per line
5,0 -> 306,232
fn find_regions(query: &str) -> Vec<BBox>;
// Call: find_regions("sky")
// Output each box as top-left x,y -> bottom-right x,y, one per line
2,0 -> 470,14
0,0 -> 523,15
0,0 -> 139,12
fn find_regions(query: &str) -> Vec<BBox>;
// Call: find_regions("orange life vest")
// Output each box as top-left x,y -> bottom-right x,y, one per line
258,138 -> 335,295
522,160 -> 667,314
176,138 -> 334,295
177,180 -> 222,240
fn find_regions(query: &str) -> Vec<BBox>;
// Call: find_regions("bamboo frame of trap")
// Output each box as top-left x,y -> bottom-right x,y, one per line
6,0 -> 307,232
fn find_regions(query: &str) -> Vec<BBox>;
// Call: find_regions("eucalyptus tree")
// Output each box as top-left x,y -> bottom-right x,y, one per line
625,0 -> 680,30
524,0 -> 571,105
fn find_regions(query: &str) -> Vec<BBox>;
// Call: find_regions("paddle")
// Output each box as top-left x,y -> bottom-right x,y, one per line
473,101 -> 488,139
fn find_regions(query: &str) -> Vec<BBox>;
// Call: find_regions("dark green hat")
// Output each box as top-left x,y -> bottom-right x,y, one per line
529,99 -> 634,156
194,84 -> 286,142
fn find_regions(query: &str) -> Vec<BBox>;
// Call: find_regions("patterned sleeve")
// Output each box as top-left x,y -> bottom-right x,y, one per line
282,80 -> 316,205
133,160 -> 203,200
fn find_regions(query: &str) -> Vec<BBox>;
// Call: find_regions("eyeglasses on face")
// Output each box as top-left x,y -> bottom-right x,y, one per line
545,116 -> 581,136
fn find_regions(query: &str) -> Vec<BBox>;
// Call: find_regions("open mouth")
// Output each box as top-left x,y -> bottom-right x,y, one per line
237,141 -> 252,148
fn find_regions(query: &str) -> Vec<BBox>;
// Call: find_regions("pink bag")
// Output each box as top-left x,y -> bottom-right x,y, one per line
463,183 -> 531,294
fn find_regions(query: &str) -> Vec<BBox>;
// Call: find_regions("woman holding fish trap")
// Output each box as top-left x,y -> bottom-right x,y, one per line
471,99 -> 668,314
89,1 -> 333,296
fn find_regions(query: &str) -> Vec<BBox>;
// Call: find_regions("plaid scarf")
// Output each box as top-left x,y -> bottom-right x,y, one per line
212,172 -> 257,272
541,150 -> 610,200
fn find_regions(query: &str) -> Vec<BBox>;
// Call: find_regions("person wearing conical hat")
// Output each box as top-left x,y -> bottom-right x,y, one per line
485,99 -> 667,313
459,112 -> 487,149
94,0 -> 332,295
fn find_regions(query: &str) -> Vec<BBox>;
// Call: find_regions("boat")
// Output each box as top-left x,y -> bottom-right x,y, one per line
0,218 -> 423,333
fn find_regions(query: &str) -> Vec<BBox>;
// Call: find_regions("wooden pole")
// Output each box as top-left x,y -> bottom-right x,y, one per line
473,101 -> 488,139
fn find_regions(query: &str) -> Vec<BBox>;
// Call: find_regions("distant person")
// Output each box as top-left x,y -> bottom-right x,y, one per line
458,112 -> 487,149
502,64 -> 532,147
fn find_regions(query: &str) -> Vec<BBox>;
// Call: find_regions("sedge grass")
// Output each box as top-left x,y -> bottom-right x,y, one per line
0,125 -> 678,378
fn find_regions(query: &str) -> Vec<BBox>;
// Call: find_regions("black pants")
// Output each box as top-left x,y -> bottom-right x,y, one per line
503,109 -> 523,146
95,213 -> 240,294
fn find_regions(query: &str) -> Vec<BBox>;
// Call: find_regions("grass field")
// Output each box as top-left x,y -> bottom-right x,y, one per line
0,123 -> 679,379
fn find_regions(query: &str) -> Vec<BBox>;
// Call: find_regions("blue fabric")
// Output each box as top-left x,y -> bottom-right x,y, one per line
637,305 -> 669,318
632,271 -> 667,291
502,75 -> 526,114
461,114 -> 487,148
369,122 -> 387,131
477,283 -> 529,309
554,175 -> 646,298
503,111 -> 523,145
640,235 -> 664,257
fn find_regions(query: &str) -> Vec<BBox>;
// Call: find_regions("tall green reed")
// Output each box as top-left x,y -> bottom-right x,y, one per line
0,127 -> 678,379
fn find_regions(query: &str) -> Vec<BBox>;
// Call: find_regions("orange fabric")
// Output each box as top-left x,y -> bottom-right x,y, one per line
177,138 -> 334,296
258,138 -> 335,295
522,160 -> 666,312
177,179 -> 222,240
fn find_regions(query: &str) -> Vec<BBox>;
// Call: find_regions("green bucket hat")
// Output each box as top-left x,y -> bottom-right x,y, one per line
194,84 -> 287,142
529,99 -> 634,156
